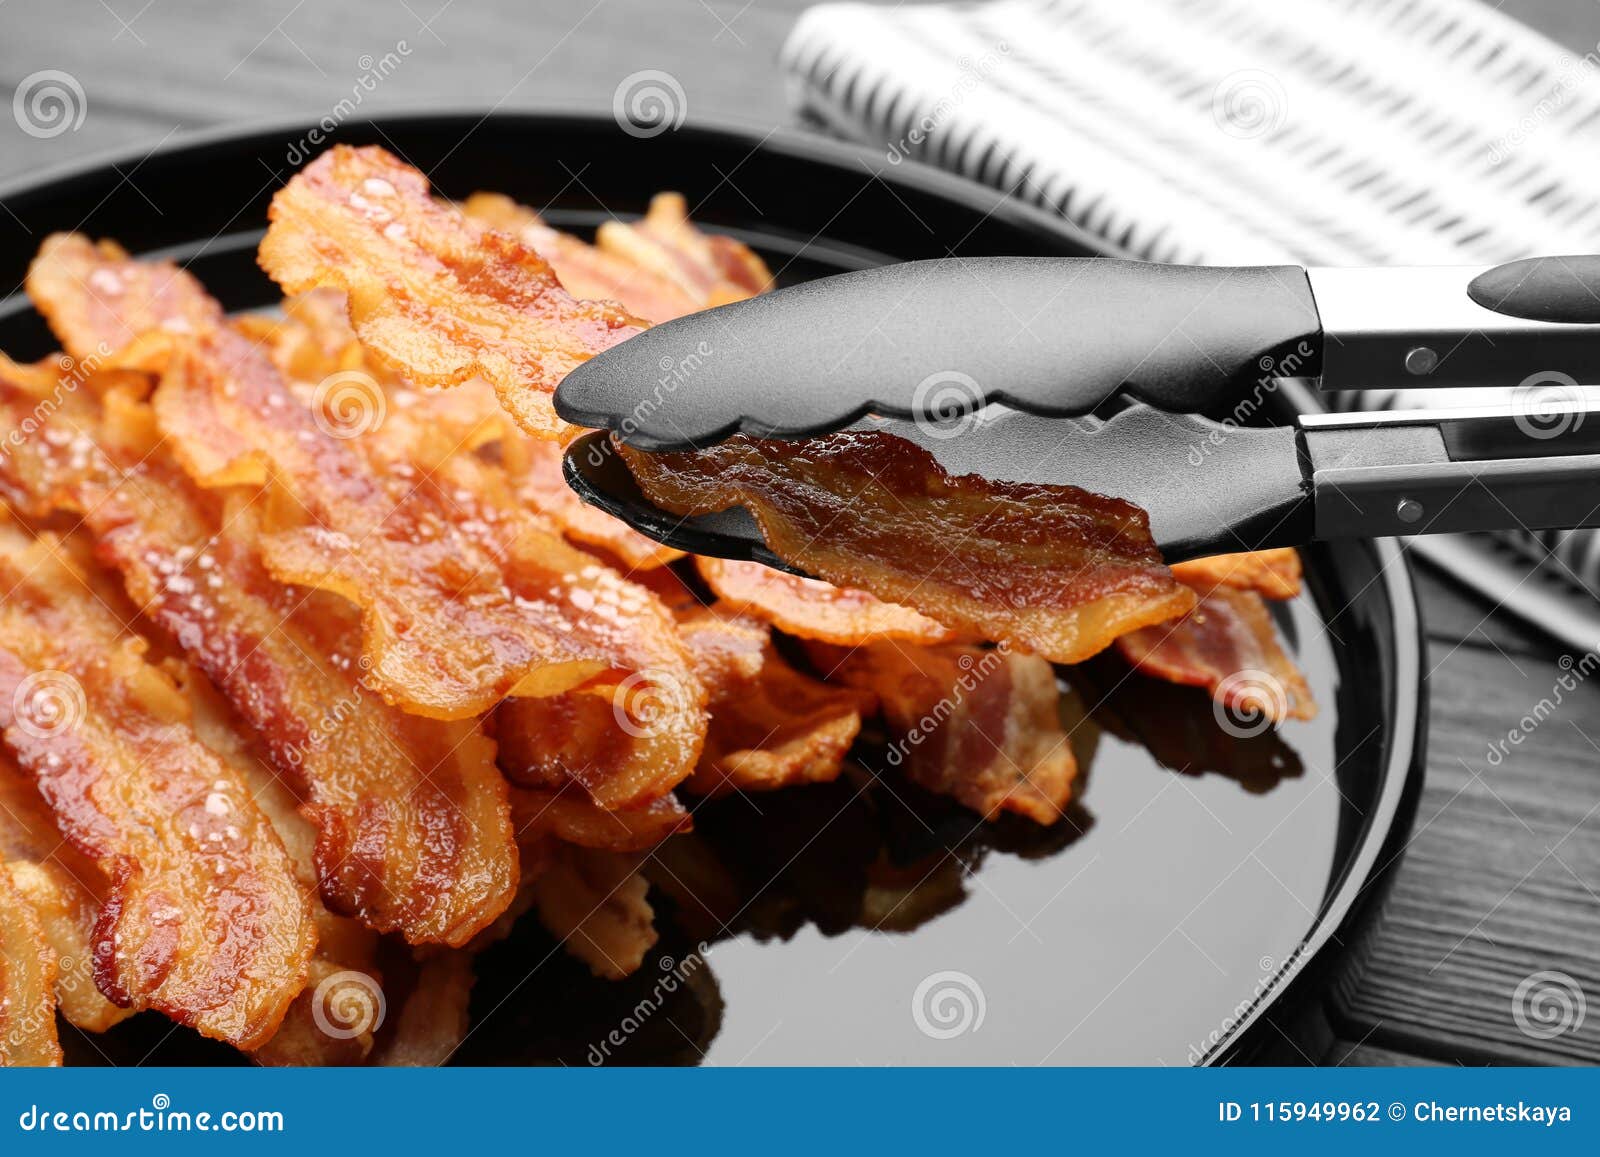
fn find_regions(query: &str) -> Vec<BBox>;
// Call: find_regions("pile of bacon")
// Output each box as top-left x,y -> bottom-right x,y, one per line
0,145 -> 1312,1067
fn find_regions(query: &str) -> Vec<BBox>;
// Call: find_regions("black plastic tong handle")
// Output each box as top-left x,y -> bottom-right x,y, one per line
555,257 -> 1324,450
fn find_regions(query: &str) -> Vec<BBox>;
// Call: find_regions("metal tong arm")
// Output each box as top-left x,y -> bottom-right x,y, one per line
1305,405 -> 1600,540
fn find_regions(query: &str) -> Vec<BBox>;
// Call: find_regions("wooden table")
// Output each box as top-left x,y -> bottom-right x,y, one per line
3,0 -> 1597,1066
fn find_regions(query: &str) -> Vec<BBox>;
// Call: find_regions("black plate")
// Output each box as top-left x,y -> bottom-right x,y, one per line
0,111 -> 1424,1066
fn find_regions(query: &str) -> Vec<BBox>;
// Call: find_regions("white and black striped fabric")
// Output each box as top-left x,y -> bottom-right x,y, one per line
782,0 -> 1600,621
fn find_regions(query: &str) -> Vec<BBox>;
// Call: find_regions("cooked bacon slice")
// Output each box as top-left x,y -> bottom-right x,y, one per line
823,642 -> 1079,824
462,193 -> 704,324
493,676 -> 705,810
0,754 -> 129,1034
179,670 -> 386,1066
26,234 -> 223,370
1170,548 -> 1302,601
532,846 -> 657,980
696,557 -> 954,645
595,191 -> 773,306
258,145 -> 645,439
0,868 -> 60,1066
1115,586 -> 1316,724
624,432 -> 1195,664
153,320 -> 697,721
0,363 -> 518,948
678,609 -> 874,795
510,787 -> 691,853
0,522 -> 316,1049
27,234 -> 700,724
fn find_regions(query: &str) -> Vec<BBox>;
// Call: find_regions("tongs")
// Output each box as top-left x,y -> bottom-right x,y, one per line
554,256 -> 1600,566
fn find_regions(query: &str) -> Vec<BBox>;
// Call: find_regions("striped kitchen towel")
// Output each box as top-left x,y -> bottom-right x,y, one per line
781,0 -> 1600,622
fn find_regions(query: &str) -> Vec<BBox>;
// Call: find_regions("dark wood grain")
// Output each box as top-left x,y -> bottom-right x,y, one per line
3,0 -> 1600,1068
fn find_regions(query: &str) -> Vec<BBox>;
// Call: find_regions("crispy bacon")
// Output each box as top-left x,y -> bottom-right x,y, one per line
696,557 -> 954,645
154,322 -> 698,721
0,754 -> 129,1034
510,787 -> 692,853
462,193 -> 704,324
28,233 -> 702,726
678,608 -> 874,795
1170,549 -> 1302,601
532,846 -> 657,980
1115,586 -> 1316,724
179,671 -> 386,1066
0,363 -> 519,948
493,678 -> 705,810
624,432 -> 1196,664
0,522 -> 316,1049
822,642 -> 1079,824
26,234 -> 222,370
258,145 -> 646,439
595,191 -> 773,306
0,868 -> 60,1066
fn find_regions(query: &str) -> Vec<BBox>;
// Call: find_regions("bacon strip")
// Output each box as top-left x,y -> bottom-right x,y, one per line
0,522 -> 316,1049
0,867 -> 60,1066
258,145 -> 645,439
696,557 -> 954,645
1115,586 -> 1316,724
0,364 -> 518,949
624,432 -> 1196,665
678,609 -> 874,796
26,234 -> 221,371
374,951 -> 475,1067
461,193 -> 704,325
508,437 -> 684,571
510,787 -> 691,853
821,642 -> 1079,824
0,753 -> 129,1034
177,671 -> 385,1066
595,192 -> 773,306
1170,549 -> 1302,601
